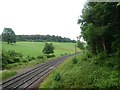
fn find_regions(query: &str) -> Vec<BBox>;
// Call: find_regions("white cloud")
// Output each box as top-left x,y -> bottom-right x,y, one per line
0,0 -> 87,40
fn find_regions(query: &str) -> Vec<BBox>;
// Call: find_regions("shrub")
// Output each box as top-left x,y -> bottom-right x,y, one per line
86,52 -> 92,58
46,54 -> 55,58
2,50 -> 23,69
60,54 -> 64,56
40,53 -> 119,88
13,57 -> 21,63
72,58 -> 78,64
42,43 -> 54,54
64,53 -> 67,55
53,72 -> 61,81
37,55 -> 44,59
31,57 -> 35,60
26,56 -> 35,61
22,59 -> 28,63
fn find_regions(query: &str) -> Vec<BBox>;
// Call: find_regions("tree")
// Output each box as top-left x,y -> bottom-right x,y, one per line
77,41 -> 85,50
42,43 -> 54,54
78,2 -> 120,55
77,36 -> 85,50
2,28 -> 16,44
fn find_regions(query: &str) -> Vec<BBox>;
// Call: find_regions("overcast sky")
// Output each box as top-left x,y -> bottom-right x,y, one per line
0,0 -> 87,40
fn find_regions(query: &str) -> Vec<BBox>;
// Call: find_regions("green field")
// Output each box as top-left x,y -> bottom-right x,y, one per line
1,42 -> 79,80
2,42 -> 79,57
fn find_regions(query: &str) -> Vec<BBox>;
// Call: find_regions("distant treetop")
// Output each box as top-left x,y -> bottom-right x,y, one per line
2,28 -> 16,44
16,34 -> 76,43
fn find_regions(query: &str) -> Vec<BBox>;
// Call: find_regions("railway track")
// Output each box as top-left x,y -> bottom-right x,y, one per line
1,53 -> 78,90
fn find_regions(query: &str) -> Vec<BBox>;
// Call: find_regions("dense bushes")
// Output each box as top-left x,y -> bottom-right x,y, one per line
2,50 -> 23,69
40,53 -> 119,88
45,54 -> 55,58
2,50 -> 56,69
78,2 -> 120,55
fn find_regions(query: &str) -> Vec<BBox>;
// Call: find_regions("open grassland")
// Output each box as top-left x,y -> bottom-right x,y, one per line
2,42 -> 79,57
1,42 -> 79,80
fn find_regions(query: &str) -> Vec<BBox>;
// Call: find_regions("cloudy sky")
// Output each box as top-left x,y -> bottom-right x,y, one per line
0,0 -> 87,40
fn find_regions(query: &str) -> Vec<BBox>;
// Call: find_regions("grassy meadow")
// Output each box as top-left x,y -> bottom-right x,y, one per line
2,42 -> 79,57
1,42 -> 79,80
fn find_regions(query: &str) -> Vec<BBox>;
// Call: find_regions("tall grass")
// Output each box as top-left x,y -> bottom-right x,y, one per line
0,70 -> 17,81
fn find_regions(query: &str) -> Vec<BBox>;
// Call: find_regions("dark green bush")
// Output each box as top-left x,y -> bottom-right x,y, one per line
97,52 -> 107,60
40,53 -> 119,88
60,54 -> 64,56
53,72 -> 61,81
22,58 -> 28,63
2,50 -> 23,69
37,55 -> 44,59
26,56 -> 35,61
72,58 -> 78,64
51,54 -> 55,57
13,57 -> 21,62
31,57 -> 35,60
87,52 -> 92,58
64,53 -> 67,55
46,54 -> 55,58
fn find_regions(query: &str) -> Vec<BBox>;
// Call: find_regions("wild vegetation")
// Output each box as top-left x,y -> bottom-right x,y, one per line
0,70 -> 17,80
77,2 -> 120,55
40,2 -> 120,88
1,1 -> 120,89
40,53 -> 119,88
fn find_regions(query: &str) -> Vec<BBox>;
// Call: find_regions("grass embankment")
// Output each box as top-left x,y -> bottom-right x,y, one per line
0,70 -> 17,81
2,42 -> 79,80
40,52 -> 120,88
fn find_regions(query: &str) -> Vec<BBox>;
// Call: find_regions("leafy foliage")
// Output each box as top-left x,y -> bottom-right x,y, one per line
2,50 -> 23,69
42,43 -> 54,54
2,49 -> 56,70
16,35 -> 76,43
77,41 -> 85,50
78,2 -> 120,55
40,53 -> 119,88
40,2 -> 120,89
2,28 -> 16,44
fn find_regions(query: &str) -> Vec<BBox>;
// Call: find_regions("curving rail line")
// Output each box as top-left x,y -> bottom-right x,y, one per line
1,53 -> 78,90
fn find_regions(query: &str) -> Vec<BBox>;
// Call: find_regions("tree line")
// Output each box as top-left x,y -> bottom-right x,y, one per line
16,35 -> 76,42
78,2 -> 120,55
1,28 -> 76,43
